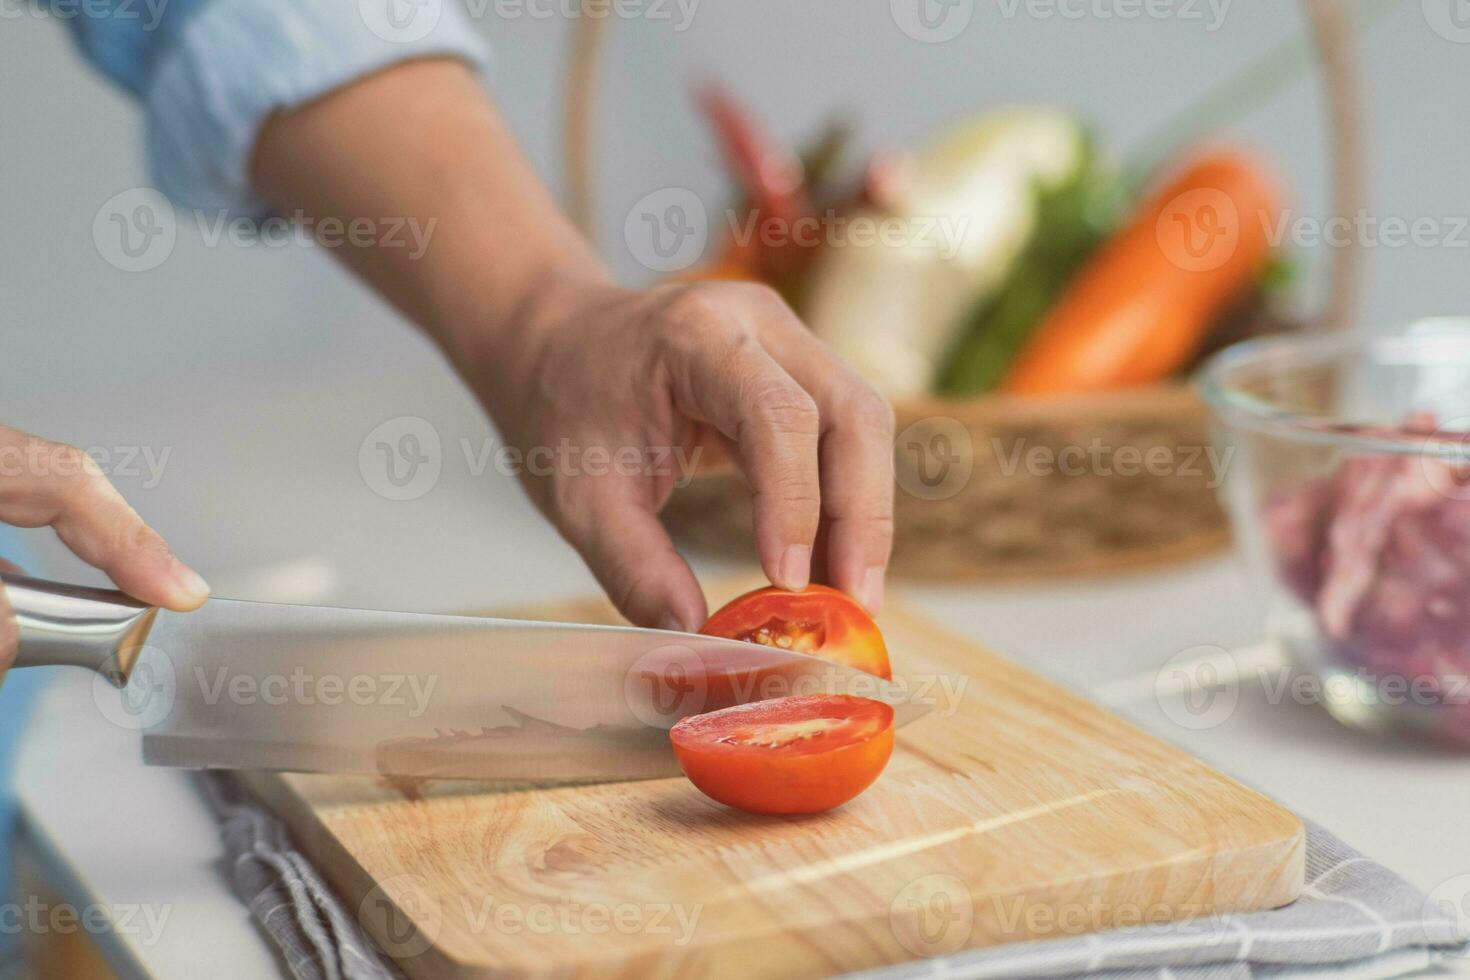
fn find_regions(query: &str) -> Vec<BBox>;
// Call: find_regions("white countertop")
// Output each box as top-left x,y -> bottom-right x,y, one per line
8,333 -> 1470,977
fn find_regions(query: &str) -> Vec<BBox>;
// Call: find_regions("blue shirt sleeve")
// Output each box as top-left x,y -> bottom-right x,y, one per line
50,0 -> 205,94
51,0 -> 491,216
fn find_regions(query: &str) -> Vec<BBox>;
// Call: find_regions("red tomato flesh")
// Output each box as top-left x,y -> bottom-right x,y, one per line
701,585 -> 891,679
670,695 -> 895,814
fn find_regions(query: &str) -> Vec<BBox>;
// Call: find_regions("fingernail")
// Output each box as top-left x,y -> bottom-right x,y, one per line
777,545 -> 812,591
657,612 -> 686,633
173,564 -> 211,606
859,566 -> 885,614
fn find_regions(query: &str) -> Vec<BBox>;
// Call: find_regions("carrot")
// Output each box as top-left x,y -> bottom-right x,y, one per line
1002,150 -> 1281,396
695,82 -> 810,237
694,83 -> 821,289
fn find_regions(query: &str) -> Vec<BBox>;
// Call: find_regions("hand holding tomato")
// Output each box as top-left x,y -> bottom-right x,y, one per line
250,61 -> 894,636
457,278 -> 896,634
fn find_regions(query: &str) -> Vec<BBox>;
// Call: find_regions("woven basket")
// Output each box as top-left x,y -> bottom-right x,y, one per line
564,0 -> 1361,581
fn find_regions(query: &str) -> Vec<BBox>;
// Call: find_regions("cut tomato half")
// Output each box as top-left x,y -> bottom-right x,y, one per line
700,584 -> 891,679
670,694 -> 895,814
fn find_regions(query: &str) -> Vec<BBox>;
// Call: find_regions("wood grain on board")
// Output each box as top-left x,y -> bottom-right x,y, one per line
237,581 -> 1304,980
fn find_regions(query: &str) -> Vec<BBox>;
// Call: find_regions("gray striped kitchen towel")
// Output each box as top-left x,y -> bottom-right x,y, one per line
198,773 -> 401,980
848,819 -> 1470,980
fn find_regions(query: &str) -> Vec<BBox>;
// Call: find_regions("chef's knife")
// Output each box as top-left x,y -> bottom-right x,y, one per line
1,573 -> 928,781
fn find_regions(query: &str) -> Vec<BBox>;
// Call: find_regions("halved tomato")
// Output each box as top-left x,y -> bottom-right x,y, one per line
700,585 -> 891,679
670,695 -> 894,814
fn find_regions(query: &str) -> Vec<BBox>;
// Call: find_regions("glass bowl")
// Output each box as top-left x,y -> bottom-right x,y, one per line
1198,322 -> 1470,745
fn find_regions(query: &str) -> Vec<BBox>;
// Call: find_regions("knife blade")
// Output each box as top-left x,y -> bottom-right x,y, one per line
3,574 -> 929,782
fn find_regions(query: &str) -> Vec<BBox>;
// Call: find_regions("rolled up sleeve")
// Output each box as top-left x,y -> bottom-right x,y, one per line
59,0 -> 491,216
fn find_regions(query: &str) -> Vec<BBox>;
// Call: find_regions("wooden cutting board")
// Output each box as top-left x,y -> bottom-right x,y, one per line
237,581 -> 1303,980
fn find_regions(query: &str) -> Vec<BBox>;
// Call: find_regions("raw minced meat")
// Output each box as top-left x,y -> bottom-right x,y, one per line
1265,415 -> 1470,697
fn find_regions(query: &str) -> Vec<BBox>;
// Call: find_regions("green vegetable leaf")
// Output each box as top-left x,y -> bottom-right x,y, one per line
1258,254 -> 1298,295
934,136 -> 1123,396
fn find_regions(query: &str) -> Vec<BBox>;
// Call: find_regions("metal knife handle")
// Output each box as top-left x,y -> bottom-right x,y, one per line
0,572 -> 159,687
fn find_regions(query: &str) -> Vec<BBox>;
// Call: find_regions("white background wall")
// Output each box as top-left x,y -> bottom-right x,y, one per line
1,1 -> 1467,613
